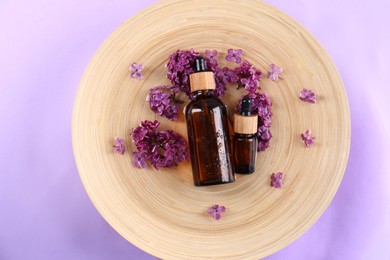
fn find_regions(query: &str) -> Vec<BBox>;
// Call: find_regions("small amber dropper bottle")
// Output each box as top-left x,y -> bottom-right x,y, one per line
233,97 -> 258,174
185,56 -> 235,186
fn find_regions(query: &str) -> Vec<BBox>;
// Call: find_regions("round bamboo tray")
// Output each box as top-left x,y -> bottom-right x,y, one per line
72,0 -> 350,259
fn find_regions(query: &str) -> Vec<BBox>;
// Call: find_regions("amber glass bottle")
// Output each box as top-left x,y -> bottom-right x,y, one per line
233,97 -> 258,174
185,56 -> 235,186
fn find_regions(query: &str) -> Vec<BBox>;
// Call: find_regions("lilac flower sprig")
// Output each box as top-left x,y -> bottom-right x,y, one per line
207,204 -> 226,220
237,92 -> 273,151
234,60 -> 262,93
147,86 -> 181,121
131,120 -> 189,169
166,49 -> 199,97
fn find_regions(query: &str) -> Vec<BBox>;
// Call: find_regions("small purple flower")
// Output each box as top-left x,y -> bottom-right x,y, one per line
141,120 -> 160,131
301,129 -> 315,148
130,62 -> 144,80
113,137 -> 125,154
205,50 -> 218,68
132,151 -> 147,168
300,89 -> 317,104
131,126 -> 148,142
267,64 -> 283,81
207,204 -> 226,220
226,48 -> 243,63
271,172 -> 284,188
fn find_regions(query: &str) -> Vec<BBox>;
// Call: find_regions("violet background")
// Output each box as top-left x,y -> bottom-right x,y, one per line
0,0 -> 389,259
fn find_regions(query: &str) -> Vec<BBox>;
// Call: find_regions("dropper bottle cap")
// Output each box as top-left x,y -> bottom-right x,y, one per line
241,96 -> 252,116
189,56 -> 216,92
234,96 -> 258,134
194,56 -> 207,72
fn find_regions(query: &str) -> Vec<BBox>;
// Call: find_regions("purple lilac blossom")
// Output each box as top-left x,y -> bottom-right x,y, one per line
147,86 -> 179,121
300,89 -> 317,104
132,151 -> 146,168
234,60 -> 262,93
301,129 -> 315,148
205,50 -> 218,69
167,49 -> 246,98
130,120 -> 189,169
226,48 -> 243,64
166,49 -> 199,97
212,66 -> 238,97
113,137 -> 125,155
130,62 -> 144,80
207,204 -> 226,220
271,172 -> 284,188
267,64 -> 283,81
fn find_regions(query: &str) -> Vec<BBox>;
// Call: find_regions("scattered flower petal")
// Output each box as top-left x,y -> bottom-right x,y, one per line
131,120 -> 189,169
147,86 -> 179,120
267,64 -> 283,81
271,172 -> 284,188
113,137 -> 125,154
207,204 -> 226,220
130,62 -> 144,80
132,151 -> 147,168
301,129 -> 315,148
226,48 -> 243,63
300,89 -> 317,104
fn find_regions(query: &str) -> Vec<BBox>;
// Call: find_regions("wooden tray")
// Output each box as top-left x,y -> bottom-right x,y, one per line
72,0 -> 350,259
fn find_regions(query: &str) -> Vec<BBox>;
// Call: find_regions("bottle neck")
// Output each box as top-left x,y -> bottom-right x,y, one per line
191,89 -> 214,100
240,111 -> 251,116
235,133 -> 257,138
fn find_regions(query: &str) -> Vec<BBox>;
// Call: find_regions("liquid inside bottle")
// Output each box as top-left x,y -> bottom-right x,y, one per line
185,57 -> 235,186
233,133 -> 257,173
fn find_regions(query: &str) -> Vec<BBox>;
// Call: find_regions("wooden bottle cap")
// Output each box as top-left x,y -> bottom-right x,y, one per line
234,114 -> 258,134
189,72 -> 215,92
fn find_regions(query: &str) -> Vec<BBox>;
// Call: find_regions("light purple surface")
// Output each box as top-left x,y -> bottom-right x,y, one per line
0,0 -> 389,259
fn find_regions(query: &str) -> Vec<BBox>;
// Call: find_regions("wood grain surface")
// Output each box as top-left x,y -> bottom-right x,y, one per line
72,0 -> 350,259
